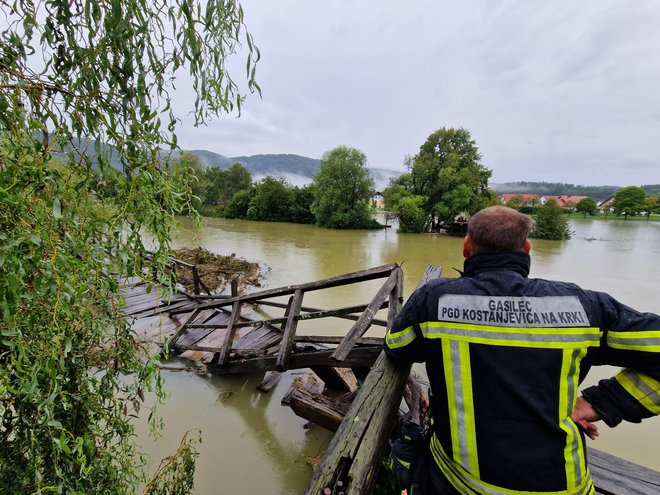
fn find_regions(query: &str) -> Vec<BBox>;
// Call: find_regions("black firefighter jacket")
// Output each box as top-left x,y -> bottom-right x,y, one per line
384,252 -> 660,495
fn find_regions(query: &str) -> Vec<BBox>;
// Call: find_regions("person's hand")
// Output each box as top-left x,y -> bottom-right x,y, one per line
571,397 -> 601,440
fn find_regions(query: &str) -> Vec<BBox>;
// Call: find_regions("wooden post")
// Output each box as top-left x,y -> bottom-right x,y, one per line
192,265 -> 200,295
306,265 -> 442,495
214,300 -> 243,366
231,279 -> 238,297
276,289 -> 304,371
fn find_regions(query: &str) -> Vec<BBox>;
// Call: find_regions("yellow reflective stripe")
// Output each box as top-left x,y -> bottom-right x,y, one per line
430,433 -> 595,495
420,321 -> 601,348
385,325 -> 416,349
459,342 -> 480,478
607,330 -> 660,352
615,369 -> 660,414
559,348 -> 588,489
442,341 -> 462,466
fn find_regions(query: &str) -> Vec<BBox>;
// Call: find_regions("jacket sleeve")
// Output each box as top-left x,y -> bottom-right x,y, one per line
383,288 -> 427,365
581,291 -> 660,427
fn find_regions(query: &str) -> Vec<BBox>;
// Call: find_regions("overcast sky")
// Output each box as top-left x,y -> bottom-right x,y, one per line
175,0 -> 660,186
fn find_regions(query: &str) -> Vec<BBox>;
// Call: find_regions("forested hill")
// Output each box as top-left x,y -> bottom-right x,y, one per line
189,150 -> 321,178
491,182 -> 660,199
187,149 -> 400,188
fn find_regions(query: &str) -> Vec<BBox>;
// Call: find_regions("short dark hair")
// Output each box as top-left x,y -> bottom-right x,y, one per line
468,206 -> 532,255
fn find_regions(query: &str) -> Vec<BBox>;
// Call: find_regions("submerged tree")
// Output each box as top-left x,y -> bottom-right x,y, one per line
311,146 -> 378,229
530,200 -> 572,240
612,186 -> 646,219
575,197 -> 597,217
0,1 -> 258,494
385,128 -> 493,232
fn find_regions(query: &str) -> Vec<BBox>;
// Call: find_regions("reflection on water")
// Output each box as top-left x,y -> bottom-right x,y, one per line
140,217 -> 659,493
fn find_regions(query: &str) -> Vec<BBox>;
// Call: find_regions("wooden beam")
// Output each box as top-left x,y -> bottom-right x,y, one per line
289,388 -> 353,432
182,304 -> 388,332
256,371 -> 282,393
208,346 -> 382,375
306,265 -> 443,495
277,289 -> 305,371
331,268 -> 401,362
169,264 -> 399,314
588,448 -> 660,495
213,301 -> 243,367
168,307 -> 201,350
305,352 -> 411,494
256,300 -> 388,327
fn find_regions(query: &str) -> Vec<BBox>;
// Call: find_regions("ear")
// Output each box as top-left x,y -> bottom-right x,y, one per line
463,236 -> 472,258
524,239 -> 531,254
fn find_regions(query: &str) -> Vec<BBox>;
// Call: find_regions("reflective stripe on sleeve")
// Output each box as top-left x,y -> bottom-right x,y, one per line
420,321 -> 601,349
606,330 -> 660,352
385,325 -> 416,349
615,369 -> 660,414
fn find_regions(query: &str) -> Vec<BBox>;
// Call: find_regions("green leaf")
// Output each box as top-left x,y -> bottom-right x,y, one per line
53,197 -> 62,218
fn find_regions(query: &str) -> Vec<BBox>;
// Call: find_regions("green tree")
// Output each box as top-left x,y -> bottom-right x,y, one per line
311,146 -> 378,229
0,1 -> 258,493
289,184 -> 316,224
575,197 -> 597,217
642,196 -> 659,219
225,188 -> 256,219
506,194 -> 526,210
395,195 -> 430,233
530,200 -> 572,240
612,186 -> 646,219
247,176 -> 293,221
205,163 -> 252,206
390,128 -> 492,226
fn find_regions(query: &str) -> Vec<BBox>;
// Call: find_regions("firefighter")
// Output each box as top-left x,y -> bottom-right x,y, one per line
384,205 -> 660,495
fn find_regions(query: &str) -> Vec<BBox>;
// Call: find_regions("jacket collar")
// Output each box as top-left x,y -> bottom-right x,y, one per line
462,252 -> 530,278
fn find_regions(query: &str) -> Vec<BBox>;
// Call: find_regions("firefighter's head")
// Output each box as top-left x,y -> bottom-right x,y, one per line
464,206 -> 532,257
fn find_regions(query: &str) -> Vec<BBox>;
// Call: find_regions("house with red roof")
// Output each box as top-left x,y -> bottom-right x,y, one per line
501,194 -> 540,206
540,195 -> 590,208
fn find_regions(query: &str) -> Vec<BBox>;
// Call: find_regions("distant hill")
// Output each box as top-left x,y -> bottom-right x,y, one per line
187,150 -> 400,189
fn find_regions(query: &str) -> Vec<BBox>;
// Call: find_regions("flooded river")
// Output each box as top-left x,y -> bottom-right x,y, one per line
138,216 -> 660,493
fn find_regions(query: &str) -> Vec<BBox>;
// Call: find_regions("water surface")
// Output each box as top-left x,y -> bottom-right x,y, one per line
138,217 -> 660,493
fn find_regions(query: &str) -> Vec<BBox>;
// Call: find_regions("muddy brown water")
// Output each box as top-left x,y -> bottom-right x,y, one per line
136,216 -> 660,494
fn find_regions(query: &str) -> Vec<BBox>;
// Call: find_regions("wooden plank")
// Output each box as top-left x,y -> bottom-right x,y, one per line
214,301 -> 243,366
169,264 -> 399,315
588,448 -> 660,495
184,303 -> 389,332
256,300 -> 388,327
168,307 -> 201,349
294,336 -> 383,346
331,268 -> 401,362
277,289 -> 305,371
311,367 -> 355,393
289,388 -> 353,432
209,346 -> 382,375
256,371 -> 282,393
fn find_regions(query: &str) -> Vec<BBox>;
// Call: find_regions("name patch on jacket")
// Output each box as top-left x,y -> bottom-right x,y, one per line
437,295 -> 589,327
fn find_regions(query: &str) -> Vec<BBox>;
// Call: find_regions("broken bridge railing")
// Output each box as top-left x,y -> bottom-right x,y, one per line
165,263 -> 404,373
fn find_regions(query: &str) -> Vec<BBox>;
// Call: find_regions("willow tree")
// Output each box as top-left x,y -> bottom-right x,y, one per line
0,1 -> 258,494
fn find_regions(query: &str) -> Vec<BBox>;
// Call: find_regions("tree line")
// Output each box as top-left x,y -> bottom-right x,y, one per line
183,145 -> 381,229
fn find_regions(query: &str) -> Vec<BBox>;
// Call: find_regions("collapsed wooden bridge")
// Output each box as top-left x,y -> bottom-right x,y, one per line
121,255 -> 660,495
